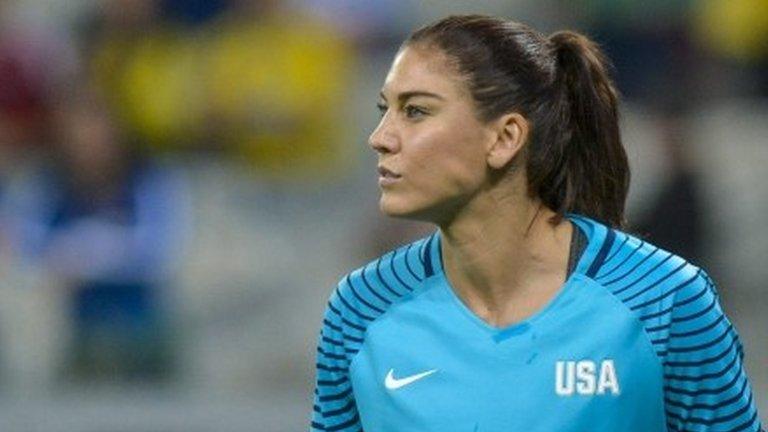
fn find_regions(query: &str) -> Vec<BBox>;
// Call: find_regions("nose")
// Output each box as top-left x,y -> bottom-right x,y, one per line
368,116 -> 399,154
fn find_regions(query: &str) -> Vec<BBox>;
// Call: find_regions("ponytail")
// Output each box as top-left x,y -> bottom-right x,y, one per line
407,16 -> 630,228
531,31 -> 630,228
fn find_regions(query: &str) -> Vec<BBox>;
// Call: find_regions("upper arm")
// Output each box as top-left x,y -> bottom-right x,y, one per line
662,272 -> 763,432
311,288 -> 363,432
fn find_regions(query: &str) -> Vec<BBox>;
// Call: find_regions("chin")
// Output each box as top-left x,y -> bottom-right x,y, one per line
380,193 -> 414,216
379,194 -> 436,222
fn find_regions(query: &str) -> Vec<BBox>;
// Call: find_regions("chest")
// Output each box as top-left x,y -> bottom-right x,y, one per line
348,290 -> 666,432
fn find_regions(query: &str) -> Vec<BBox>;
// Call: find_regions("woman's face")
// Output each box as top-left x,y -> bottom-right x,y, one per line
369,45 -> 497,223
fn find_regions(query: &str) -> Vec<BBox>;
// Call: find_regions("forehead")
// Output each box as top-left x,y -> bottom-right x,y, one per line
381,45 -> 468,99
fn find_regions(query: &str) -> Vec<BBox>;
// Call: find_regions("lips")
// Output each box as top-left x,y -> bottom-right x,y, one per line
377,166 -> 401,187
378,166 -> 401,179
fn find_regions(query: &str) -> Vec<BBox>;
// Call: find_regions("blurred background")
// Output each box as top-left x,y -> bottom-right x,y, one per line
0,0 -> 765,430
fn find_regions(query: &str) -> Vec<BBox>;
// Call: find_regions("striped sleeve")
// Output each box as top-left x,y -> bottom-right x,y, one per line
308,235 -> 432,431
310,286 -> 363,432
662,272 -> 763,432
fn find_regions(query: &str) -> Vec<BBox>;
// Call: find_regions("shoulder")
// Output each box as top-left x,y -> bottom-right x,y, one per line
586,220 -> 703,295
316,234 -> 437,368
329,233 -> 436,322
571,215 -> 723,360
571,214 -> 708,301
567,226 -> 766,432
322,233 -> 437,330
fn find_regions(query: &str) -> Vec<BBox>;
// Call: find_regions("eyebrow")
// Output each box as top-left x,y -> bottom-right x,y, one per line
379,90 -> 445,104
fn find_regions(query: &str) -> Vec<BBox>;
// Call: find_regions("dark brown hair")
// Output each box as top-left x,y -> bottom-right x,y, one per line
406,15 -> 630,228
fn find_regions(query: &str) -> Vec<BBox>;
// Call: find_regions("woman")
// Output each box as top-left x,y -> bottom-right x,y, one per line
311,15 -> 763,432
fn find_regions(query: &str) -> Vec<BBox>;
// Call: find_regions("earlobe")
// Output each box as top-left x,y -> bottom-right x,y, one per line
487,113 -> 528,170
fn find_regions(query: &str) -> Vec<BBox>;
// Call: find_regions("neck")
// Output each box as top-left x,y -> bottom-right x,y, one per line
438,181 -> 573,328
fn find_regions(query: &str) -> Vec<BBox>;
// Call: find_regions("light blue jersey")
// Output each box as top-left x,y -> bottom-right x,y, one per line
311,214 -> 763,431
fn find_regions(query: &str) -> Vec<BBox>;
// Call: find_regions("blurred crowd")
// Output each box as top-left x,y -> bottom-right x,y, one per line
0,0 -> 374,388
0,0 -> 765,429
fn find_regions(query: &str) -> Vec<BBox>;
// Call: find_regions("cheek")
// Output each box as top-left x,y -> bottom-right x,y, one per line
378,116 -> 491,219
414,127 -> 486,189
401,126 -> 488,208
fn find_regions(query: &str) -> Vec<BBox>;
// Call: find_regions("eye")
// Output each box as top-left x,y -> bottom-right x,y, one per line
376,102 -> 388,117
404,104 -> 427,119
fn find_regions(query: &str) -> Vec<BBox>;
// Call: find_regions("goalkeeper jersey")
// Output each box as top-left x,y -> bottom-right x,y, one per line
311,214 -> 763,432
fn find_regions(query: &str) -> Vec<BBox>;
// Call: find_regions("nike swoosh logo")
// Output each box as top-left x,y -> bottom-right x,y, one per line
384,368 -> 438,390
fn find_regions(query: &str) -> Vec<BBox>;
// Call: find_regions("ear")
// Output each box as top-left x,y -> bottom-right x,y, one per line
486,113 -> 529,170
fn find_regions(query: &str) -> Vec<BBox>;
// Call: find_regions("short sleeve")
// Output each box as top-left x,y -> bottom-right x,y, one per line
662,272 -> 763,432
310,288 -> 363,432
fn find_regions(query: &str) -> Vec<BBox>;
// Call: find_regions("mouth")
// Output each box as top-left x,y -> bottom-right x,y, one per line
378,166 -> 401,178
377,166 -> 402,186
